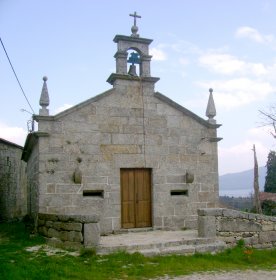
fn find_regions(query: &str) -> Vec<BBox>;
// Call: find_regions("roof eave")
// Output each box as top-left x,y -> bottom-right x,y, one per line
21,132 -> 49,162
0,138 -> 23,149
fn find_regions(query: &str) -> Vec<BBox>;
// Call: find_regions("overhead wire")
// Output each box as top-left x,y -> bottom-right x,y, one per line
0,37 -> 35,114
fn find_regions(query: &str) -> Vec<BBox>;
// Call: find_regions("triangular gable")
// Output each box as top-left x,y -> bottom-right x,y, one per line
34,88 -> 220,129
154,92 -> 221,129
35,88 -> 115,122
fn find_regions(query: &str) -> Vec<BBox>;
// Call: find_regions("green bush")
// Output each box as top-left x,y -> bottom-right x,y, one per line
262,200 -> 276,216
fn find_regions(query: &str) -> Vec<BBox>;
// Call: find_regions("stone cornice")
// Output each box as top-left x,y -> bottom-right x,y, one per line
113,35 -> 153,45
107,73 -> 160,85
33,115 -> 55,122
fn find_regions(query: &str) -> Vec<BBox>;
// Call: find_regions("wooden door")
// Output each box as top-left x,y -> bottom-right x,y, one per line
121,169 -> 152,229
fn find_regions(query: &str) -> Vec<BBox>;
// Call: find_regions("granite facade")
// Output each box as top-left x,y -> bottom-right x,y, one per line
23,32 -> 220,234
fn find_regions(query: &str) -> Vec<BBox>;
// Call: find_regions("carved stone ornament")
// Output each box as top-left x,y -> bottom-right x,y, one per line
186,171 -> 194,183
73,166 -> 82,184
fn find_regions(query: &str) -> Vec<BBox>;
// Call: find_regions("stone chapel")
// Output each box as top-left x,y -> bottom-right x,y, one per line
22,14 -> 221,234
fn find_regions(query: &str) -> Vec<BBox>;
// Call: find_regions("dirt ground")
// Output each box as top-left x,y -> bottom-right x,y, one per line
156,270 -> 276,280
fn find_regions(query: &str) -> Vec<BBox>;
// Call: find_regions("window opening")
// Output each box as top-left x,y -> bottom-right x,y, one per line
170,190 -> 188,196
127,50 -> 140,76
83,190 -> 104,198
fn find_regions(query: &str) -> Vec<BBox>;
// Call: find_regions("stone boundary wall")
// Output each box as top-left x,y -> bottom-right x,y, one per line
198,208 -> 276,248
38,213 -> 100,248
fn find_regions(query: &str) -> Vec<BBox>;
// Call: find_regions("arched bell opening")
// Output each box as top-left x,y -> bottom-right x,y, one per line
127,49 -> 141,77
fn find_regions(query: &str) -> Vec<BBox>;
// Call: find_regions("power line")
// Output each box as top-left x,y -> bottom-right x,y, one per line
0,37 -> 35,114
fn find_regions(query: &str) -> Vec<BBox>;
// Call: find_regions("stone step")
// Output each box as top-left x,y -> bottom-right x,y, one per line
135,241 -> 227,257
116,227 -> 153,233
97,238 -> 226,256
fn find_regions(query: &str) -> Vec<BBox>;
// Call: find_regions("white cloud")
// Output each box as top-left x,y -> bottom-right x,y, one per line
250,63 -> 268,76
265,62 -> 276,80
219,126 -> 275,176
248,127 -> 276,148
170,40 -> 202,55
235,26 -> 274,44
198,52 -> 268,77
54,104 -> 73,114
248,126 -> 272,139
219,140 -> 269,175
0,122 -> 27,146
199,53 -> 245,75
150,47 -> 167,61
198,78 -> 274,109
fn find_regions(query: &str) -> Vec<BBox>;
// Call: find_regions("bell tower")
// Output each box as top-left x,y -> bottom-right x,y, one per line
107,12 -> 159,85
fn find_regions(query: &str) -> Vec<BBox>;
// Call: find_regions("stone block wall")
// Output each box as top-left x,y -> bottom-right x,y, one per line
0,139 -> 27,221
30,79 -> 219,234
38,213 -> 100,248
198,208 -> 276,248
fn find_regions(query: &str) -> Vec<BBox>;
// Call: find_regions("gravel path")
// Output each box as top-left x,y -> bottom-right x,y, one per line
156,270 -> 276,280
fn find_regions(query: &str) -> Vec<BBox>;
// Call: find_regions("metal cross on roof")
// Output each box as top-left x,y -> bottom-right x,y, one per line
129,11 -> 141,27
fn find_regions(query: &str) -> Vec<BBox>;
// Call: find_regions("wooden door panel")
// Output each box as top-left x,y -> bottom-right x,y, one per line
121,169 -> 135,228
135,169 -> 151,228
121,202 -> 135,228
136,201 -> 151,227
121,169 -> 152,229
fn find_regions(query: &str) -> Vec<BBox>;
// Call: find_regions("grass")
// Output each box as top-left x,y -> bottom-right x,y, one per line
1,222 -> 276,280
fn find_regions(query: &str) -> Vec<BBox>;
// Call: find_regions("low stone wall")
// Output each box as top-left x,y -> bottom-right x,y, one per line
38,213 -> 100,248
198,208 -> 276,248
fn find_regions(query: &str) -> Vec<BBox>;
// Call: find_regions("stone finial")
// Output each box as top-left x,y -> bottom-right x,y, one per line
129,11 -> 141,37
206,88 -> 216,124
39,76 -> 50,116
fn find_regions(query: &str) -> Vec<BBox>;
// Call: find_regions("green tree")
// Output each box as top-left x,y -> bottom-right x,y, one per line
264,151 -> 276,193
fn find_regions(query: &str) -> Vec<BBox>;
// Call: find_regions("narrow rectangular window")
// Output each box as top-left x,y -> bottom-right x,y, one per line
83,190 -> 104,198
170,190 -> 188,196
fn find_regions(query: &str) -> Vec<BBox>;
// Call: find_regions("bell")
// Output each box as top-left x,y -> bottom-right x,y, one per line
128,64 -> 138,76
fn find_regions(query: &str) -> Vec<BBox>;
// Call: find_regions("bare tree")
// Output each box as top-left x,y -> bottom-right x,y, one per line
253,145 -> 262,214
259,106 -> 276,139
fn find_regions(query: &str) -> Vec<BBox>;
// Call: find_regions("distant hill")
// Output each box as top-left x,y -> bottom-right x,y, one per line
219,166 -> 266,197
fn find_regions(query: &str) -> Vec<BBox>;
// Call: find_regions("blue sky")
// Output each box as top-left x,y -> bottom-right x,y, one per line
1,0 -> 276,179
